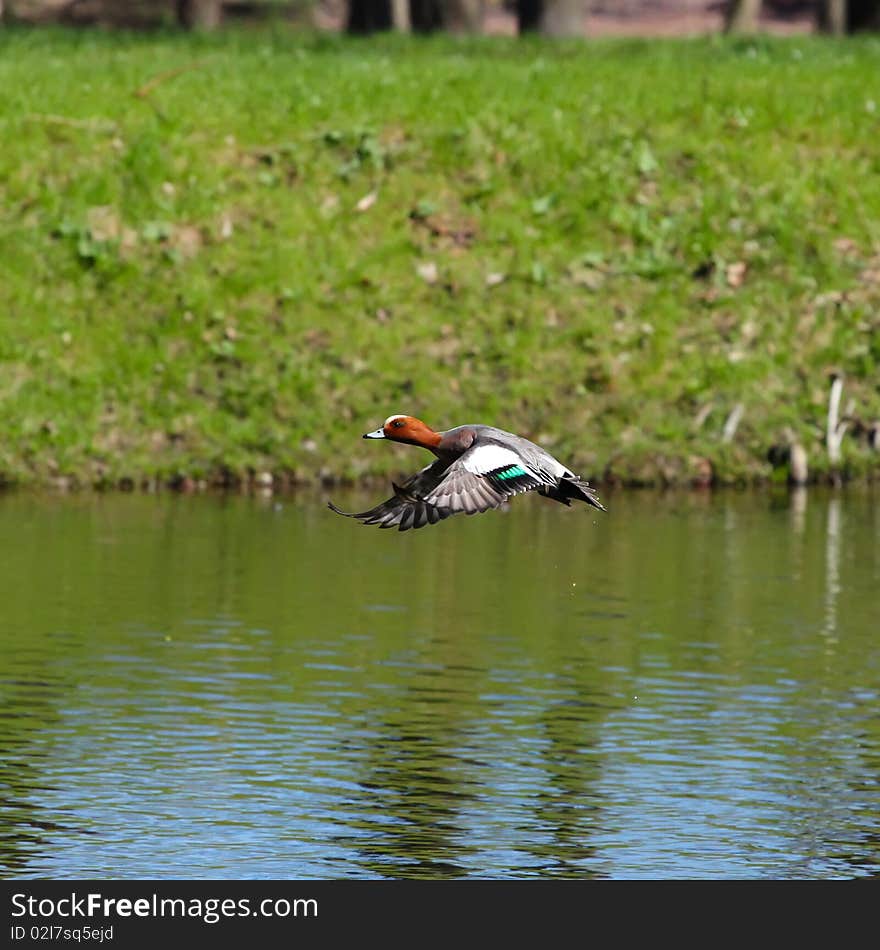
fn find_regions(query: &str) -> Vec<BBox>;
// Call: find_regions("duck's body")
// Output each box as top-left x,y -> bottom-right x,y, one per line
329,415 -> 605,531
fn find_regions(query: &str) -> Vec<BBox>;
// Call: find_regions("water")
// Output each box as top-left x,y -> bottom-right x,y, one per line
0,488 -> 878,879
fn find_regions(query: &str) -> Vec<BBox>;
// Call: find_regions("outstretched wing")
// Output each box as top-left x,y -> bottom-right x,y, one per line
328,443 -> 553,531
327,460 -> 456,531
421,443 -> 550,513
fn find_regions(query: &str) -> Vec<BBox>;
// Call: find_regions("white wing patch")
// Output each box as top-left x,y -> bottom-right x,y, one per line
461,444 -> 525,476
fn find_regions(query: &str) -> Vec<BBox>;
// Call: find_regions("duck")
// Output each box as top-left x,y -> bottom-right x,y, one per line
328,414 -> 605,531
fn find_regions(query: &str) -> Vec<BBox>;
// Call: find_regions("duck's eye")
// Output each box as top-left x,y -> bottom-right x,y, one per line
392,419 -> 406,429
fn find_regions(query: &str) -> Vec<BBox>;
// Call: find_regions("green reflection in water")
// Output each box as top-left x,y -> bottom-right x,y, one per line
0,488 -> 877,878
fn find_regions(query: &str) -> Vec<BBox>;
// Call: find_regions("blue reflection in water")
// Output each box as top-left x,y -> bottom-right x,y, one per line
0,490 -> 878,879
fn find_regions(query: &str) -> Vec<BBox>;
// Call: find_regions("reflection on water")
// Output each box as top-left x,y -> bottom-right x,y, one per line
824,496 -> 841,644
0,488 -> 878,879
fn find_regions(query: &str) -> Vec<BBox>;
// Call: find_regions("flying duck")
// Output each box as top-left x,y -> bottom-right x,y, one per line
328,414 -> 605,531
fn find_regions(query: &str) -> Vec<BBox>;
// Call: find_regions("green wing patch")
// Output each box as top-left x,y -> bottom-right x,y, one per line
495,465 -> 526,480
485,464 -> 538,492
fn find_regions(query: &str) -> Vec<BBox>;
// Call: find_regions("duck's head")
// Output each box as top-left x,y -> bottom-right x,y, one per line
363,414 -> 441,448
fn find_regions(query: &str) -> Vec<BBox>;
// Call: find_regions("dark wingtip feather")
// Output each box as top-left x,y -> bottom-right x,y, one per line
328,500 -> 368,520
556,476 -> 607,513
579,484 -> 607,512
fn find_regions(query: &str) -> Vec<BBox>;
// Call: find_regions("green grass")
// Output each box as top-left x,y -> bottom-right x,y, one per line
1,27 -> 879,489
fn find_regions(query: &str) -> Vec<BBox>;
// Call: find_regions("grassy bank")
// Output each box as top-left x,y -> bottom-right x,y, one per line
1,28 -> 879,490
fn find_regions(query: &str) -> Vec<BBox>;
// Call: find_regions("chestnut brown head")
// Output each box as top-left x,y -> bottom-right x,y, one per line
362,415 -> 441,449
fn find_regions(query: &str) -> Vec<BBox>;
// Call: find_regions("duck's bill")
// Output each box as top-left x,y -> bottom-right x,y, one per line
363,428 -> 386,439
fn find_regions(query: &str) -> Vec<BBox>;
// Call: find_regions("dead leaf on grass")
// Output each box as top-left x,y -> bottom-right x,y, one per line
218,213 -> 234,241
833,237 -> 859,256
417,261 -> 438,285
725,261 -> 747,288
169,225 -> 203,258
86,206 -> 121,242
356,191 -> 377,213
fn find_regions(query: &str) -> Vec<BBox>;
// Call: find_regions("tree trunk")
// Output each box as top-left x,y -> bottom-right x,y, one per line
517,0 -> 583,36
177,0 -> 223,29
817,0 -> 880,32
538,0 -> 583,36
347,0 -> 393,32
817,0 -> 847,33
409,0 -> 480,32
347,0 -> 485,34
724,0 -> 761,33
391,0 -> 411,31
409,0 -> 438,31
444,0 -> 484,33
848,0 -> 880,29
517,0 -> 541,31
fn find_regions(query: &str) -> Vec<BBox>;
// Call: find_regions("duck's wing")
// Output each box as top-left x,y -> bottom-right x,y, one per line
327,460 -> 457,531
329,445 -> 551,531
421,442 -> 551,514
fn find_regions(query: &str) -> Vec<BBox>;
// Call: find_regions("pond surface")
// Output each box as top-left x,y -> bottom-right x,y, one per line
1,487 -> 878,879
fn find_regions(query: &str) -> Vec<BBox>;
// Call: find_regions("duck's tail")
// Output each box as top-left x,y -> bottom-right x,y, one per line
540,476 -> 606,512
